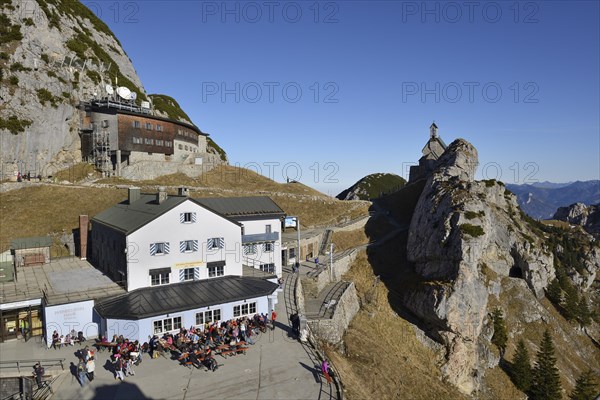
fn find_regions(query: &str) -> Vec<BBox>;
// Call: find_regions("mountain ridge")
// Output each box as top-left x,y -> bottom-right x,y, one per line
506,180 -> 600,219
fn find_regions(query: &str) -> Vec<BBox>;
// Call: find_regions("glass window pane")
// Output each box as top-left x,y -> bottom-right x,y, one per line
163,318 -> 172,332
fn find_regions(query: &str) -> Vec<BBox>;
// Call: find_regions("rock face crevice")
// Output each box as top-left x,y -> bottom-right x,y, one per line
403,139 -> 556,394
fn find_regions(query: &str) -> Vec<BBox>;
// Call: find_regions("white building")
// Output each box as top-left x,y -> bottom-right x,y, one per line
90,188 -> 285,341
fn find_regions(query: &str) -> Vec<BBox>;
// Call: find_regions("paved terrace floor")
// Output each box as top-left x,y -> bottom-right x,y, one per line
0,271 -> 335,400
0,258 -> 125,306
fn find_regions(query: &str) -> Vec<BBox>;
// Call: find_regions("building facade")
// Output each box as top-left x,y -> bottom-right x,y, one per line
79,99 -> 209,176
91,189 -> 285,340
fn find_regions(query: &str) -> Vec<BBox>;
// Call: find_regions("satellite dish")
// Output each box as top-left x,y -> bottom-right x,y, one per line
106,85 -> 114,95
130,92 -> 137,101
116,86 -> 131,100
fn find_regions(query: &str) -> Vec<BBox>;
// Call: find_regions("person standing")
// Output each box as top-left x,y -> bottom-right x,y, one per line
126,357 -> 135,376
271,310 -> 277,331
86,357 -> 95,382
77,358 -> 86,387
114,355 -> 125,381
321,359 -> 332,385
33,363 -> 44,389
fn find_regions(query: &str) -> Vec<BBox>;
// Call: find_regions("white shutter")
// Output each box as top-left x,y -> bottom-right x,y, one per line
180,241 -> 186,253
194,268 -> 200,281
191,212 -> 197,222
180,213 -> 185,223
164,242 -> 170,254
218,238 -> 224,248
192,240 -> 198,251
150,243 -> 157,256
179,269 -> 185,281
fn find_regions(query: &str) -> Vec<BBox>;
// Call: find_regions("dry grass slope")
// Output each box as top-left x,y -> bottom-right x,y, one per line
332,229 -> 369,252
325,252 -> 468,400
0,165 -> 370,250
0,185 -> 126,250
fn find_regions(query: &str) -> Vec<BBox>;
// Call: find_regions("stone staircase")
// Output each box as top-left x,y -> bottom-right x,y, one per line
318,229 -> 333,256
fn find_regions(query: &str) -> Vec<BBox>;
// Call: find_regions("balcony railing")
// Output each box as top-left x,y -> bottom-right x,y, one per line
242,232 -> 279,244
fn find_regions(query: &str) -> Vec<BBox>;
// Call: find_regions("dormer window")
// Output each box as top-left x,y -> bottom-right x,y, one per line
180,212 -> 196,223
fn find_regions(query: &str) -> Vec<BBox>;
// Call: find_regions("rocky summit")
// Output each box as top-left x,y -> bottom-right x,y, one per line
404,139 -> 562,394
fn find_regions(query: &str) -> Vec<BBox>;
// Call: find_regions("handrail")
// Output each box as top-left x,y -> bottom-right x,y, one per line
0,358 -> 65,373
307,330 -> 344,400
293,265 -> 344,400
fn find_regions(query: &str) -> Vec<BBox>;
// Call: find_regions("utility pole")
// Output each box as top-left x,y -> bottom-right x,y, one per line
295,217 -> 300,273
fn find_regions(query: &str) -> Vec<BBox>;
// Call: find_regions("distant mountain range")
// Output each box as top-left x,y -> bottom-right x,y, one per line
506,180 -> 600,219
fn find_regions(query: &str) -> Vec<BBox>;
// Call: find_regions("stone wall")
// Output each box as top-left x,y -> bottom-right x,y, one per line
295,274 -> 306,314
120,158 -> 220,180
307,282 -> 360,344
301,248 -> 360,296
331,215 -> 369,233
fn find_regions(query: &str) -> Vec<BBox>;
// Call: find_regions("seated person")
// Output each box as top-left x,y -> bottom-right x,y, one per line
65,334 -> 74,346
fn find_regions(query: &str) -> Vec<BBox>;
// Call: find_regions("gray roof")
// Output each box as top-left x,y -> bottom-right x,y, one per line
195,196 -> 285,219
94,276 -> 279,320
92,194 -> 245,235
92,194 -> 189,234
11,236 -> 52,250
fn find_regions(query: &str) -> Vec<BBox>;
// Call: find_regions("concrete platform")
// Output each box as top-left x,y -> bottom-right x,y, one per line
0,275 -> 335,400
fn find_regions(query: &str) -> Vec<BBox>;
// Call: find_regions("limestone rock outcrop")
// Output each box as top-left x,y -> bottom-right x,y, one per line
0,0 -> 145,177
404,139 -> 556,394
554,202 -> 600,236
0,0 -> 225,179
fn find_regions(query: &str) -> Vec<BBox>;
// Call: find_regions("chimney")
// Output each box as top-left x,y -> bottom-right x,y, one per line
128,187 -> 140,204
79,215 -> 88,260
156,187 -> 168,204
178,187 -> 189,197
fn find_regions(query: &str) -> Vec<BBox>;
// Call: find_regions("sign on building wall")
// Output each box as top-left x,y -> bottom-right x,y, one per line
44,300 -> 98,345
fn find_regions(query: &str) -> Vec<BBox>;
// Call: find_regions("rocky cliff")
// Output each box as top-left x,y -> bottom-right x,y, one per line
404,139 -> 559,394
554,202 -> 600,236
0,0 -> 225,178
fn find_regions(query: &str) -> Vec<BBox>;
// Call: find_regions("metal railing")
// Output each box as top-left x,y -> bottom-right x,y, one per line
0,358 -> 65,373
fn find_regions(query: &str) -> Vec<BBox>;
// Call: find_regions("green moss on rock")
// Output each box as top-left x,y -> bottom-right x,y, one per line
460,223 -> 485,237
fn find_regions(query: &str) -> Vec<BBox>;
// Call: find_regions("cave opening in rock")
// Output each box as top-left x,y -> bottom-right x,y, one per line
509,265 -> 523,278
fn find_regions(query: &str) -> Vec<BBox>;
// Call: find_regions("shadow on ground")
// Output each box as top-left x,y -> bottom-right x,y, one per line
364,180 -> 446,344
91,381 -> 153,400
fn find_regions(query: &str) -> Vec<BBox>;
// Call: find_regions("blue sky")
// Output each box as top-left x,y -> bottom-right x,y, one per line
94,1 -> 600,195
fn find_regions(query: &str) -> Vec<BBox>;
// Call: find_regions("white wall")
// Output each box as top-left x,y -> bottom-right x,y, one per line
44,300 -> 98,345
241,217 -> 282,277
103,295 -> 270,342
126,199 -> 243,291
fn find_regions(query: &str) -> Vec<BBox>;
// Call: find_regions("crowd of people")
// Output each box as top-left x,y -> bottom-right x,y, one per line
39,310 -> 336,391
50,329 -> 85,349
88,312 -> 277,381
